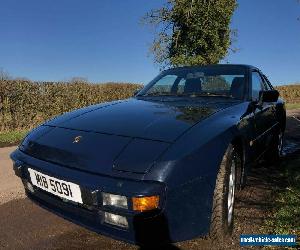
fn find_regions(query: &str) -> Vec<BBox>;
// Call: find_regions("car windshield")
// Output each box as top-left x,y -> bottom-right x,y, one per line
138,67 -> 246,100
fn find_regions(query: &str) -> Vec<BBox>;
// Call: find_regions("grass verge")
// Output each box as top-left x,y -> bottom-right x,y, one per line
262,155 -> 300,248
286,103 -> 300,110
0,130 -> 28,147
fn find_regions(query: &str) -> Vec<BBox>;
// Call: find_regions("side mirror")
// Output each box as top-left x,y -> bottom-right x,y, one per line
259,90 -> 279,103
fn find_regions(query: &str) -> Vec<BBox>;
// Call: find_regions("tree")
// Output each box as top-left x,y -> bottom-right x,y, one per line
0,68 -> 11,80
144,0 -> 237,68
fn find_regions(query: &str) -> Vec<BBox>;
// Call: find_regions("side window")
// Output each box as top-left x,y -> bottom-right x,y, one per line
251,72 -> 264,101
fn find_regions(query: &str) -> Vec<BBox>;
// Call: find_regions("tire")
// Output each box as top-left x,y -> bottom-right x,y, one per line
210,144 -> 241,242
265,129 -> 284,164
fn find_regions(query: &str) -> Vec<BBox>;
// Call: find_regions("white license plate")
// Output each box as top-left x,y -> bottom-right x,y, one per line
28,168 -> 83,204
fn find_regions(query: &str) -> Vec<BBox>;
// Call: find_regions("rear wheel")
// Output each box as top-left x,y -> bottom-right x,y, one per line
277,131 -> 284,155
265,129 -> 284,163
210,144 -> 241,242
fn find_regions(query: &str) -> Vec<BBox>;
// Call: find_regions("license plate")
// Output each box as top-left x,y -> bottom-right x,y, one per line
28,168 -> 83,204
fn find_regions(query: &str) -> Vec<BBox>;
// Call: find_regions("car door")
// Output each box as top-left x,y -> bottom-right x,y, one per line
251,71 -> 276,158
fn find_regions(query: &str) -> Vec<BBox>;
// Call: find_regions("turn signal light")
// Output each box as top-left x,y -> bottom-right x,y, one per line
132,195 -> 160,212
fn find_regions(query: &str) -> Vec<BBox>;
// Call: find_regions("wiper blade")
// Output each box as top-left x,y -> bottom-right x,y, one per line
189,93 -> 235,98
139,92 -> 236,99
140,92 -> 186,97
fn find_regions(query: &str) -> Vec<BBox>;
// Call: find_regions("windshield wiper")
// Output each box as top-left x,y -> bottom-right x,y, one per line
139,92 -> 236,99
189,93 -> 235,99
140,92 -> 186,97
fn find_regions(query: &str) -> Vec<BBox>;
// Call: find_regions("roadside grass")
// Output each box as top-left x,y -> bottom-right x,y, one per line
0,130 -> 28,147
262,156 -> 300,248
286,103 -> 300,110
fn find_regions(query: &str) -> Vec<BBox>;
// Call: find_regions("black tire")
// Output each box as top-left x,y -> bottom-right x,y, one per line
265,129 -> 284,164
210,144 -> 241,242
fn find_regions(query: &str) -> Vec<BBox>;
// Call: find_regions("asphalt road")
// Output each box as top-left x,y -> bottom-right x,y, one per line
0,110 -> 299,250
0,147 -> 25,205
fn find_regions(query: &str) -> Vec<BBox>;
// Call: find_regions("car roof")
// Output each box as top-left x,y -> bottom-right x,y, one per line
167,64 -> 259,71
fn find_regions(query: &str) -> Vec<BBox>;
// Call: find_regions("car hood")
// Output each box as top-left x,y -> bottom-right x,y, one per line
45,98 -> 230,142
20,126 -> 171,175
21,98 -> 240,175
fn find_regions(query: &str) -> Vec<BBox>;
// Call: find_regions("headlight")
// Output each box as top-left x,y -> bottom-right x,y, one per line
102,192 -> 128,209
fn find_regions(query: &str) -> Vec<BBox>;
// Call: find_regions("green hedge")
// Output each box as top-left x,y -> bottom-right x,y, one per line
0,80 -> 299,131
276,84 -> 300,104
0,80 -> 141,131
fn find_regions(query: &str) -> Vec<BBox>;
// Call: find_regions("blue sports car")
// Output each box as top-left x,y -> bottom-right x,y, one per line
10,64 -> 286,245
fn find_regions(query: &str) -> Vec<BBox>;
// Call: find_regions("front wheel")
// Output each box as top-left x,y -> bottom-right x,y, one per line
210,144 -> 241,242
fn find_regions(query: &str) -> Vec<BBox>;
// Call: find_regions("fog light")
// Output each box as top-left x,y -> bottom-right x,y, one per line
102,192 -> 128,209
132,195 -> 160,212
26,181 -> 34,193
104,212 -> 128,228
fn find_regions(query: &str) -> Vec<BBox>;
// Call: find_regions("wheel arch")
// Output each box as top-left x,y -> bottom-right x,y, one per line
231,135 -> 247,189
231,136 -> 245,163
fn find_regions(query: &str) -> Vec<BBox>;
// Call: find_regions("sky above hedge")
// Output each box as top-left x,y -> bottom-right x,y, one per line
0,0 -> 299,85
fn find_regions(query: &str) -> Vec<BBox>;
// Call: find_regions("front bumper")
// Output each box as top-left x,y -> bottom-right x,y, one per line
11,149 -> 167,245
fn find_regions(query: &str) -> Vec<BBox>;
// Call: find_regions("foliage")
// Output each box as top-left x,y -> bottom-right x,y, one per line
0,80 -> 141,131
275,84 -> 300,104
202,76 -> 229,91
144,0 -> 237,67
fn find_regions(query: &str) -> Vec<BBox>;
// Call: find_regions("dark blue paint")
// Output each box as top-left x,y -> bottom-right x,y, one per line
45,98 -> 222,142
113,138 -> 170,174
10,65 -> 286,245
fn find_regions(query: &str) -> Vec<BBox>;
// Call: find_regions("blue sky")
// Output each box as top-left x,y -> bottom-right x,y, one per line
0,0 -> 299,85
